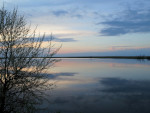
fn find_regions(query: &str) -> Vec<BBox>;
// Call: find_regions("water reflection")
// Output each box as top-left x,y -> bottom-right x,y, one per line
48,59 -> 150,113
100,77 -> 150,93
47,72 -> 77,79
99,77 -> 150,113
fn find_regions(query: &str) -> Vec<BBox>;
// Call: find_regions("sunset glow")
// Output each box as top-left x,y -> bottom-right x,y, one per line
1,0 -> 150,56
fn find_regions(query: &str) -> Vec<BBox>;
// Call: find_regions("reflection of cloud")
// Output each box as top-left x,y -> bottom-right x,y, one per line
53,97 -> 69,104
47,72 -> 77,79
100,77 -> 150,93
98,77 -> 150,113
98,9 -> 150,36
49,76 -> 150,113
15,71 -> 77,79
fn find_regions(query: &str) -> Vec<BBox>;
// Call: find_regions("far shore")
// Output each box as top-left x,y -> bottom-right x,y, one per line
52,56 -> 150,59
0,56 -> 150,59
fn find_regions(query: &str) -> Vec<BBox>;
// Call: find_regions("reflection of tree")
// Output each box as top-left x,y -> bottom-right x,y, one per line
0,7 -> 59,113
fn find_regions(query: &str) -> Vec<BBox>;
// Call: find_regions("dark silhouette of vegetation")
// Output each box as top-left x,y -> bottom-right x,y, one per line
0,6 -> 59,113
51,56 -> 150,59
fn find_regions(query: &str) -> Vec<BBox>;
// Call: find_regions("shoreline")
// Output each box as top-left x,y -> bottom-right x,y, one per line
0,56 -> 150,59
52,56 -> 150,59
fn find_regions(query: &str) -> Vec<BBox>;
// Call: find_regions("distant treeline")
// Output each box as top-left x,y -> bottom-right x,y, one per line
0,56 -> 150,59
51,56 -> 150,59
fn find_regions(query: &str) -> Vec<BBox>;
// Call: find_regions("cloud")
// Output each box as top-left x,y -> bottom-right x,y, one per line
41,36 -> 77,42
44,35 -> 77,42
30,36 -> 77,42
2,0 -> 70,7
53,37 -> 77,42
51,9 -> 84,18
72,14 -> 83,18
110,46 -> 133,50
52,10 -> 68,16
98,9 -> 150,36
111,46 -> 132,48
57,47 -> 150,56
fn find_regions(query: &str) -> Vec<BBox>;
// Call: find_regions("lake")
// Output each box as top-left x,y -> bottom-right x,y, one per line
45,58 -> 150,113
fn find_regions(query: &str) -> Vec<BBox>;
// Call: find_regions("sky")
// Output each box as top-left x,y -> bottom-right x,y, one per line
1,0 -> 150,56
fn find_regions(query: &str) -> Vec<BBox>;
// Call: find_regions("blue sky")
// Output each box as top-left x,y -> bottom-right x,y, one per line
1,0 -> 150,56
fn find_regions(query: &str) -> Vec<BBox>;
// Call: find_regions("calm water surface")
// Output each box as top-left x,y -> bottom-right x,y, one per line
46,58 -> 150,113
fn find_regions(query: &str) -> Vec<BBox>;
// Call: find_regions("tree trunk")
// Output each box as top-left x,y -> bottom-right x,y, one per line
0,84 -> 6,113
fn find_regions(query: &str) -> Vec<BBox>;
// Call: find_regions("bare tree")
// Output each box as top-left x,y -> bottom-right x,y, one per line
0,6 -> 60,113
